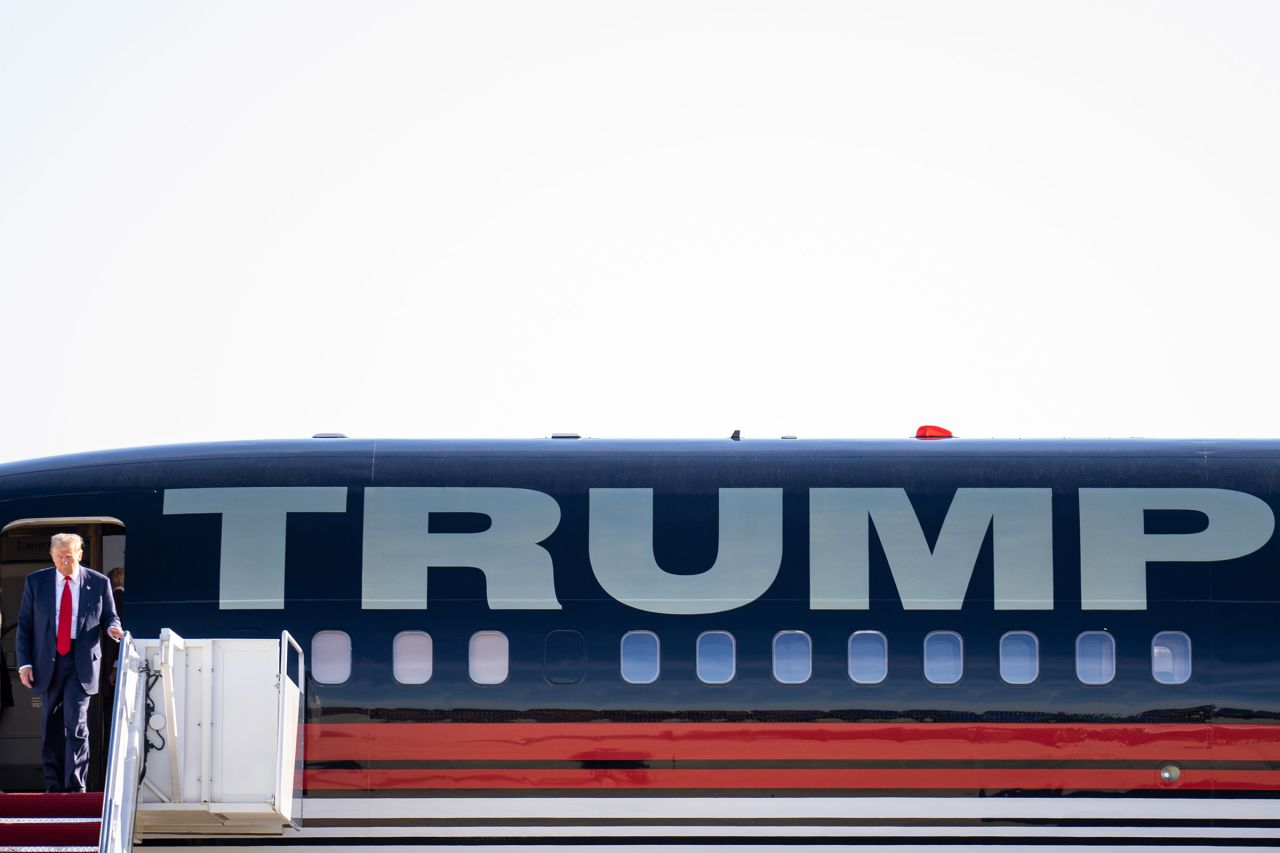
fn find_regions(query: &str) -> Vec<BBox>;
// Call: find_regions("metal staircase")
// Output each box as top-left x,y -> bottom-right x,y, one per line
100,629 -> 305,853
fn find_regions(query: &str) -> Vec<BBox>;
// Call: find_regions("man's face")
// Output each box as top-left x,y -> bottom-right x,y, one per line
51,543 -> 82,575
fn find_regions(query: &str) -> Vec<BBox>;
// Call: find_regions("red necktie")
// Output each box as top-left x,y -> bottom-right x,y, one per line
57,576 -> 72,656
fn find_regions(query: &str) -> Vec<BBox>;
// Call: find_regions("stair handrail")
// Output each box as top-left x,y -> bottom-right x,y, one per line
157,628 -> 186,803
274,630 -> 305,827
100,632 -> 144,853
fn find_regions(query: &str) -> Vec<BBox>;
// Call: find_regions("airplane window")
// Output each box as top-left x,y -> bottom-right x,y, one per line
848,631 -> 888,684
1076,631 -> 1116,685
1152,631 -> 1191,685
469,631 -> 509,685
697,631 -> 736,684
544,630 -> 587,685
620,631 -> 660,684
923,631 -> 963,685
311,631 -> 352,685
999,631 -> 1039,685
772,631 -> 812,684
393,631 -> 433,684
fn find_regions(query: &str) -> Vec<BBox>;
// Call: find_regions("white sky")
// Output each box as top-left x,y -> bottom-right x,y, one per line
2,3 -> 1278,463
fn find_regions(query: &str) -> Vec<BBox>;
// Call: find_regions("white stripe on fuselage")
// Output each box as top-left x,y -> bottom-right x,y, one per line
301,795 -> 1280,822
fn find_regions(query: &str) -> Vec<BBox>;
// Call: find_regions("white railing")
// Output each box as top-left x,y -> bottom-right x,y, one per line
275,631 -> 305,827
100,632 -> 144,853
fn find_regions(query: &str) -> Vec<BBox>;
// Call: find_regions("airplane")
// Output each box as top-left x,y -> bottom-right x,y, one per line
2,429 -> 1279,850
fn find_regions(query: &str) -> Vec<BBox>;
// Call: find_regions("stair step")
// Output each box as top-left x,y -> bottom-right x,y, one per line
0,795 -> 103,820
0,822 -> 99,847
0,792 -> 102,853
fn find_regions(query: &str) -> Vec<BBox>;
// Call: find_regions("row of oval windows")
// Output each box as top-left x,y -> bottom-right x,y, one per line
310,629 -> 1192,688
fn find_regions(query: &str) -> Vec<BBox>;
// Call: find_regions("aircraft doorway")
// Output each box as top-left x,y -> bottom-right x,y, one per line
0,518 -> 125,793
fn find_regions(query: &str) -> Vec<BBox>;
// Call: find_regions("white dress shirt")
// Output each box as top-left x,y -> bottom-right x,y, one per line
54,566 -> 82,640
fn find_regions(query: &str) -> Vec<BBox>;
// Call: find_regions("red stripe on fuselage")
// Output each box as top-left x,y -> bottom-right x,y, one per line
301,722 -> 1280,793
302,767 -> 1280,792
306,722 -> 1280,763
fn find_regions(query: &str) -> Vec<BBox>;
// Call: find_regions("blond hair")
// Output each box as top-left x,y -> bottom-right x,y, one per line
50,532 -> 84,551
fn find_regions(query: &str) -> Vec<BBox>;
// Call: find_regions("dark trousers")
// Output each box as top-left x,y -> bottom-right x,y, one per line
40,649 -> 91,793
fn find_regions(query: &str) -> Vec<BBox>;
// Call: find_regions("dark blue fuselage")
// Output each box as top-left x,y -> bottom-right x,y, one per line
1,437 -> 1277,730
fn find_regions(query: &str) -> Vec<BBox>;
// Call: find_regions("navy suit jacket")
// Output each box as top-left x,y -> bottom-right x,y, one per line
16,566 -> 122,695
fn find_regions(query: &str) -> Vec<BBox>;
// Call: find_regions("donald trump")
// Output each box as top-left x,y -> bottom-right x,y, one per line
16,533 -> 124,793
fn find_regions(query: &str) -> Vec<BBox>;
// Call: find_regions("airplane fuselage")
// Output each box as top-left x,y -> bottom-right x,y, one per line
3,437 -> 1279,847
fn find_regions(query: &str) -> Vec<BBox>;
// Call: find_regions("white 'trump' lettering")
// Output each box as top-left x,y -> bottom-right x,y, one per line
166,485 -> 1275,611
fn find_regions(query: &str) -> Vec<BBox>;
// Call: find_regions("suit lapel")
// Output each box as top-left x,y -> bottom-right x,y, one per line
77,570 -> 91,635
40,570 -> 56,636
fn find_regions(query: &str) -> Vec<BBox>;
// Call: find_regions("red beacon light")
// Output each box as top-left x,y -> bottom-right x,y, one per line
915,425 -> 954,440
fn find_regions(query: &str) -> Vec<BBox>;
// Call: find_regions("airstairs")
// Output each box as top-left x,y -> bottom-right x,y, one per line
95,629 -> 306,853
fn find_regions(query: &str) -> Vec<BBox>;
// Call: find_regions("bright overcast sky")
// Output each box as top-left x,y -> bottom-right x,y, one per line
1,3 -> 1277,463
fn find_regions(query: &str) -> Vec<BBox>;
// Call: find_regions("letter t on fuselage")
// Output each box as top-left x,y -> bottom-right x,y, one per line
164,487 -> 349,609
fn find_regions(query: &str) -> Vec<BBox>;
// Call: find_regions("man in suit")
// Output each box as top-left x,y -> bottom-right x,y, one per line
108,567 -> 124,616
102,567 -> 125,701
16,533 -> 124,793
